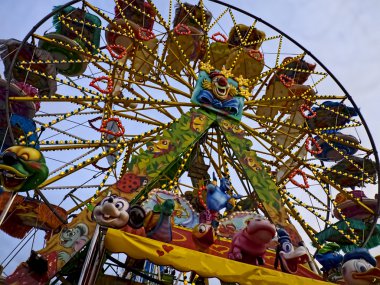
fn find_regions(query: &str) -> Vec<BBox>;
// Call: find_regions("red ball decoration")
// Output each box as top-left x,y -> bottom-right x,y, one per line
305,136 -> 323,155
211,32 -> 228,43
248,49 -> 263,61
100,117 -> 125,137
174,24 -> 192,35
289,169 -> 310,189
106,44 -> 128,59
279,74 -> 294,88
299,104 -> 317,119
136,27 -> 155,41
89,76 -> 114,94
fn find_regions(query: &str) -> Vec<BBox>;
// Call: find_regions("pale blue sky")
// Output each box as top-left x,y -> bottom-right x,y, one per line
1,0 -> 380,282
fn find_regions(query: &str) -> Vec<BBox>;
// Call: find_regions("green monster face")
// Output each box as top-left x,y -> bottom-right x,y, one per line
0,146 -> 49,192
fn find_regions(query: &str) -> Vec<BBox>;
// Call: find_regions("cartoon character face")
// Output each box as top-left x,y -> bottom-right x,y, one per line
231,124 -> 245,137
201,71 -> 238,102
219,119 -> 245,137
220,119 -> 232,130
154,139 -> 170,150
60,223 -> 89,248
245,215 -> 276,243
0,146 -> 49,192
341,248 -> 380,284
342,259 -> 375,285
93,195 -> 130,228
192,223 -> 215,248
192,69 -> 243,121
93,195 -> 145,229
148,139 -> 173,157
211,74 -> 230,101
219,177 -> 232,193
244,155 -> 262,171
161,199 -> 175,216
277,227 -> 310,274
190,113 -> 207,132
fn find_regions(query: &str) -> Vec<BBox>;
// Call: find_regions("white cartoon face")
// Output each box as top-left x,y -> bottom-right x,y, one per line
342,259 -> 375,285
93,195 -> 130,228
93,195 -> 146,229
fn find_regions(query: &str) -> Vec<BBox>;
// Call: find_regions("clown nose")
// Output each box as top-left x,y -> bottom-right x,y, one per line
218,76 -> 228,86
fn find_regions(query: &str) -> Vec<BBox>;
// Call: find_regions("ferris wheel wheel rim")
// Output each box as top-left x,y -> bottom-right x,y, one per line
2,0 -> 379,248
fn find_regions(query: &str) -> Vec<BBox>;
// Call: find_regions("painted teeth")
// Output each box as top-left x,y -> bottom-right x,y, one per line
14,176 -> 25,180
103,214 -> 110,218
2,171 -> 24,179
5,172 -> 15,178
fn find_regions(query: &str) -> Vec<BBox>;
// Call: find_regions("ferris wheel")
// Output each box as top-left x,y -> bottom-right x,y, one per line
0,1 -> 379,284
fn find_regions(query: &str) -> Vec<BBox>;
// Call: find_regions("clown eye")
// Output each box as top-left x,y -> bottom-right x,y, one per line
354,260 -> 370,273
199,224 -> 206,233
115,201 -> 124,209
282,241 -> 293,253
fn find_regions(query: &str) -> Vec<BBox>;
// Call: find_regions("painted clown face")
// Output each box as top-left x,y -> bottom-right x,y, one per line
211,73 -> 231,101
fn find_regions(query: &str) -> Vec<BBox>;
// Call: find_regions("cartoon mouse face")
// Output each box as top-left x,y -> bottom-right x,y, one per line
93,195 -> 145,229
60,223 -> 89,248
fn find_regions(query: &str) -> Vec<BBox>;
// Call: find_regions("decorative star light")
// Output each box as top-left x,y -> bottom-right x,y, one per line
220,67 -> 234,79
235,75 -> 250,88
239,88 -> 251,100
199,61 -> 214,73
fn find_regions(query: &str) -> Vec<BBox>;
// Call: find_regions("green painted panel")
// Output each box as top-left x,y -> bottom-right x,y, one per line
217,116 -> 288,226
128,109 -> 216,202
